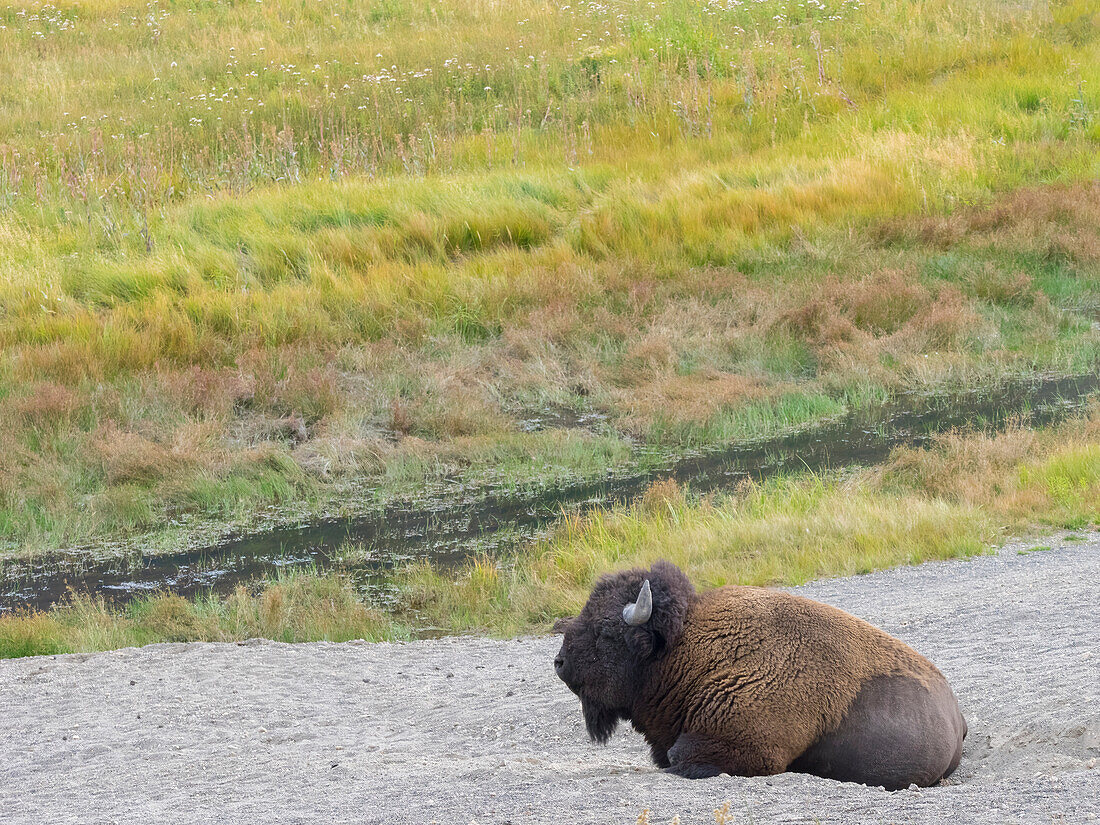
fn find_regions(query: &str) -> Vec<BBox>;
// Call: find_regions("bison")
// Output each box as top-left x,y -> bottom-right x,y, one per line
553,560 -> 966,789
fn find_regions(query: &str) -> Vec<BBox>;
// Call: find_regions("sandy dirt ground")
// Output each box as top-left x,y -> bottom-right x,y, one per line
2,534 -> 1098,824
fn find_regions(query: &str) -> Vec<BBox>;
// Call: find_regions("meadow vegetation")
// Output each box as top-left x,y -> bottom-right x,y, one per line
1,0 -> 1099,555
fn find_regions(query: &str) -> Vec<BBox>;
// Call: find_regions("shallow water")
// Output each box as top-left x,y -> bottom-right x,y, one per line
1,373 -> 1096,612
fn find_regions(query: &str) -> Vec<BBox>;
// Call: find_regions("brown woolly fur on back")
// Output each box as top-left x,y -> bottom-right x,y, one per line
554,561 -> 966,789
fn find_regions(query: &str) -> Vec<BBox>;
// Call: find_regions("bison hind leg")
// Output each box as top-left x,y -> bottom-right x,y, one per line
789,674 -> 966,790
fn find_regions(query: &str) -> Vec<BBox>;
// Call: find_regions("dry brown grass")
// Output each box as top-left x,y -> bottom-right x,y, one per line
880,183 -> 1100,265
7,381 -> 83,425
903,286 -> 983,351
965,263 -> 1035,306
291,431 -> 386,481
92,425 -> 194,486
843,269 -> 931,335
159,367 -> 256,417
880,422 -> 1040,505
619,337 -> 676,385
780,297 -> 860,352
782,269 -> 931,351
777,268 -> 984,371
237,350 -> 343,425
637,477 -> 688,515
614,372 -> 768,435
879,407 -> 1100,528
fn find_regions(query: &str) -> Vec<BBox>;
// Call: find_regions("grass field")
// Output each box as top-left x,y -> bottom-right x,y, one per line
1,0 -> 1099,633
1,0 -> 1097,555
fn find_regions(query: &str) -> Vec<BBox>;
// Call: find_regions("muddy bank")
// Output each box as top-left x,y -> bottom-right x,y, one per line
1,534 -> 1097,824
2,373 -> 1096,612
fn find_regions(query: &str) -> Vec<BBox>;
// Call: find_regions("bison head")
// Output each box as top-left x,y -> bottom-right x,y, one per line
553,560 -> 694,743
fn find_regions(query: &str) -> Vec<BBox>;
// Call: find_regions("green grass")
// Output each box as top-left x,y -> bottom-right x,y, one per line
1017,545 -> 1053,554
649,391 -> 849,447
1,0 -> 1099,557
1016,444 -> 1100,530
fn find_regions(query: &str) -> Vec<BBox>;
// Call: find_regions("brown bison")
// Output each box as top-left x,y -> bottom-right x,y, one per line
553,561 -> 966,789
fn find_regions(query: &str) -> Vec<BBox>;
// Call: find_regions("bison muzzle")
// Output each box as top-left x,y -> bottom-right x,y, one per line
554,560 -> 966,789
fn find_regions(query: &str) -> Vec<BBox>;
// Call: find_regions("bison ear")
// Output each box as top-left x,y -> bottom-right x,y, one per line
552,616 -> 574,635
623,561 -> 693,659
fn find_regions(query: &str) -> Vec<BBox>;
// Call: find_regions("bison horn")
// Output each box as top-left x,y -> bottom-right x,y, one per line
622,579 -> 653,626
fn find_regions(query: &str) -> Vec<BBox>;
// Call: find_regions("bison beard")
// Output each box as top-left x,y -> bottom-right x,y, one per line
581,699 -> 621,745
553,560 -> 967,789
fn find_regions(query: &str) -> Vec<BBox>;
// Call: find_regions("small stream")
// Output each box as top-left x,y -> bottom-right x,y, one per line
1,373 -> 1096,613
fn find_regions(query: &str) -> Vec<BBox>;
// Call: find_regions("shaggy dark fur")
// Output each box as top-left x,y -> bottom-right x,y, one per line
554,561 -> 967,789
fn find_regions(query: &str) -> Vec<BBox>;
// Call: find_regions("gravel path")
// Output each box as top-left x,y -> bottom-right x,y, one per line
2,535 -> 1098,824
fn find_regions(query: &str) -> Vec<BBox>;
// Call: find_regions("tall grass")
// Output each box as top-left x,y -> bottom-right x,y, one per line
1,0 -> 1099,555
4,0 -> 1091,211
